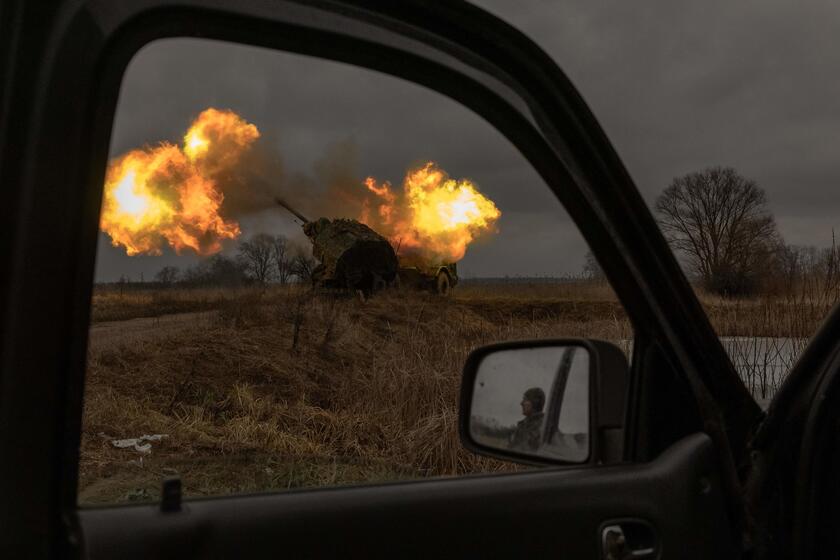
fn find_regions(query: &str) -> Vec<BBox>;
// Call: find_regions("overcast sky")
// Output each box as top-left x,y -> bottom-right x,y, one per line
95,1 -> 840,282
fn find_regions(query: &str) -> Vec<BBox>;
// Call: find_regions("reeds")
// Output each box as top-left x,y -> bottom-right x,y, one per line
80,284 -> 628,503
81,274 -> 833,503
699,250 -> 840,400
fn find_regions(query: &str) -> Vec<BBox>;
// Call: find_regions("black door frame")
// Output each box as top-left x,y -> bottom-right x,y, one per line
0,0 -> 761,555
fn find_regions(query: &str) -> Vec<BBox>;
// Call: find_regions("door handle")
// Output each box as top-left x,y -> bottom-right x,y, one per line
601,522 -> 657,560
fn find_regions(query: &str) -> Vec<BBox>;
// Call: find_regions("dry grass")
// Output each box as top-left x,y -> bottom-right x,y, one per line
695,280 -> 839,398
91,287 -> 233,323
82,284 -> 626,504
81,278 -> 836,504
456,279 -> 618,302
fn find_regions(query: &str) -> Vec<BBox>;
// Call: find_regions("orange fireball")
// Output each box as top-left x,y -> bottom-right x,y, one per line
100,108 -> 258,256
362,162 -> 501,265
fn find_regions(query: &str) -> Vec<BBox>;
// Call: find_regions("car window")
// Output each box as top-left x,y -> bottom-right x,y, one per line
474,0 -> 840,410
79,38 -> 632,505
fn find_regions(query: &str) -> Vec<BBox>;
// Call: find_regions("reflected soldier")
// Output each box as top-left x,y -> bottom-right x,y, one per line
509,387 -> 546,452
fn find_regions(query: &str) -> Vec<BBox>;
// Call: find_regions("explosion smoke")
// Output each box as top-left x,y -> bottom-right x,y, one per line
101,108 -> 501,265
361,162 -> 501,265
100,108 -> 259,256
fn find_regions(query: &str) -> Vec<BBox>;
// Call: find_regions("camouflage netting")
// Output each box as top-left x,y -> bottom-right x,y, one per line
304,218 -> 399,291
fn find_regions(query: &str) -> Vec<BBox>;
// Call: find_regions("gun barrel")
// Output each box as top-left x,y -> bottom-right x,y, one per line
274,197 -> 310,224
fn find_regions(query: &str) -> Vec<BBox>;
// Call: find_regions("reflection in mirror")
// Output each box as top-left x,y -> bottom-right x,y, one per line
469,345 -> 589,463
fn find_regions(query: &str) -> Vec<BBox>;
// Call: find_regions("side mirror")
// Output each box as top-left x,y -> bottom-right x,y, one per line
459,339 -> 629,466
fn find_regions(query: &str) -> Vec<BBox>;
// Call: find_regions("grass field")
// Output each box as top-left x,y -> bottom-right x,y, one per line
80,279 -> 832,504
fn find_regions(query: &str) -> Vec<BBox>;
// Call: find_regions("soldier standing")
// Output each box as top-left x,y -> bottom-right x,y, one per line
509,387 -> 546,452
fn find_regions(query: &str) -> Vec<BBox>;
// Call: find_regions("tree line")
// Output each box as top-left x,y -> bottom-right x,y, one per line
151,234 -> 316,287
584,165 -> 839,297
144,165 -> 833,298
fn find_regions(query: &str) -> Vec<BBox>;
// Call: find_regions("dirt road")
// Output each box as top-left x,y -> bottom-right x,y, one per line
88,311 -> 216,352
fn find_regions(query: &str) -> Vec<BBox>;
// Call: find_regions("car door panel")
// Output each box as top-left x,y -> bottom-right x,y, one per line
1,1 -> 757,558
78,434 -> 733,559
742,305 -> 840,559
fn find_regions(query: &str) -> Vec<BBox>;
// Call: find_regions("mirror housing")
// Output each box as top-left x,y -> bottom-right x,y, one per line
459,338 -> 629,466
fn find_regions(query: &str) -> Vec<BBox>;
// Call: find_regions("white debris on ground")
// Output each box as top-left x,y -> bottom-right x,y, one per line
110,434 -> 168,454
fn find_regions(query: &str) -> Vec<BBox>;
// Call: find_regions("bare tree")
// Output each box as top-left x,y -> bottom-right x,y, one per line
237,233 -> 275,284
776,233 -> 840,299
154,266 -> 180,286
582,250 -> 605,281
655,166 -> 779,296
290,244 -> 317,284
775,244 -> 820,292
182,254 -> 249,286
271,234 -> 294,285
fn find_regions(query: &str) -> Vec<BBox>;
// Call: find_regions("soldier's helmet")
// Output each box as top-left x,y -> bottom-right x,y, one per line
523,387 -> 546,412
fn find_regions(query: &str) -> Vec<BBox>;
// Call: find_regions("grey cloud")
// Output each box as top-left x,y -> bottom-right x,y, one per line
97,2 -> 840,281
99,33 -> 575,282
477,1 -> 840,236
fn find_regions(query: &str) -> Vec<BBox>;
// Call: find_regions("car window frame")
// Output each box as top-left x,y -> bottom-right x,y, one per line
0,0 -> 762,551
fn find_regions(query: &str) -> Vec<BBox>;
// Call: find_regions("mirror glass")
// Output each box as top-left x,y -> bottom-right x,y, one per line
469,345 -> 589,462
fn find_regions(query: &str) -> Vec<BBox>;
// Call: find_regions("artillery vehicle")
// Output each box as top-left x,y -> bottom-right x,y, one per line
276,198 -> 399,295
277,197 -> 457,296
398,262 -> 458,295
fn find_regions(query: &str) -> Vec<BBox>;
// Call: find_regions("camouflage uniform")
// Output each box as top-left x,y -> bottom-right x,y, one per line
509,411 -> 545,452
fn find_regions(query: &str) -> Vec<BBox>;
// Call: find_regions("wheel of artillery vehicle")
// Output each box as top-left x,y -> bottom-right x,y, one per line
371,273 -> 388,293
436,271 -> 451,296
